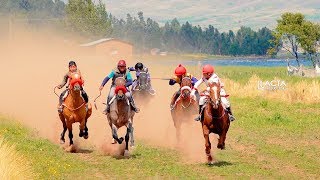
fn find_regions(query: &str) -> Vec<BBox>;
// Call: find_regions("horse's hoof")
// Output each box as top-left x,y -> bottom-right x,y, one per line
79,133 -> 83,137
124,150 -> 130,157
84,135 -> 89,139
207,161 -> 214,165
66,145 -> 76,153
60,139 -> 65,144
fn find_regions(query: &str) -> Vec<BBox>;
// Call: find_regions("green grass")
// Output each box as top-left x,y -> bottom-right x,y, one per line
1,95 -> 320,179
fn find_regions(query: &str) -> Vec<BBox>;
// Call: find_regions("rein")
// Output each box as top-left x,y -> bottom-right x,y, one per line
206,97 -> 226,120
62,102 -> 85,111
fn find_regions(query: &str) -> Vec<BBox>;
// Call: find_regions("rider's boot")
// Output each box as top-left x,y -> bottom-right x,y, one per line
226,106 -> 235,122
170,92 -> 180,111
129,96 -> 140,113
103,97 -> 111,115
194,105 -> 204,121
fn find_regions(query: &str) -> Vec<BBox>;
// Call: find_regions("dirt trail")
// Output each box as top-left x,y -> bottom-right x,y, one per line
0,28 -> 210,162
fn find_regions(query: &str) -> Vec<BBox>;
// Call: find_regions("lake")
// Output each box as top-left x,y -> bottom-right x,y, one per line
150,58 -> 313,67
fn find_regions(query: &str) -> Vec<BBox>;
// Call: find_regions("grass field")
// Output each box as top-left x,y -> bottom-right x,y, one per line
1,97 -> 319,179
1,66 -> 319,179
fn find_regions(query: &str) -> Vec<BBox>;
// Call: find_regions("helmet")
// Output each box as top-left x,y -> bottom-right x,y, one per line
174,64 -> 187,76
118,60 -> 126,67
135,62 -> 143,70
202,64 -> 214,74
69,61 -> 77,67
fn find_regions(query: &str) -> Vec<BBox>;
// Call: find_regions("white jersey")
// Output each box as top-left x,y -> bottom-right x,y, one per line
193,73 -> 221,89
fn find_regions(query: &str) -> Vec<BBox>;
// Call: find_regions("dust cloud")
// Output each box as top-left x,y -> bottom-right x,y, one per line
0,24 -> 215,162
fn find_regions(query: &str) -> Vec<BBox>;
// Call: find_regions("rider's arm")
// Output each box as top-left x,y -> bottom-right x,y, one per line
191,76 -> 198,87
58,73 -> 69,88
193,77 -> 203,90
101,71 -> 115,87
169,76 -> 178,85
128,67 -> 136,71
125,72 -> 133,87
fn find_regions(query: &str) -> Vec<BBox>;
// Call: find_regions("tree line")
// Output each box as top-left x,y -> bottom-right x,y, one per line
2,0 -> 319,64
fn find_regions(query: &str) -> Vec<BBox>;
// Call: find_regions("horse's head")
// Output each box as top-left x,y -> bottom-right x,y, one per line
69,72 -> 83,91
180,77 -> 192,99
208,81 -> 221,109
114,77 -> 127,100
137,72 -> 149,90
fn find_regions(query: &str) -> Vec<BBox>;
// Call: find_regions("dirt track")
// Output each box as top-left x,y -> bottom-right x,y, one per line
0,29 -> 210,162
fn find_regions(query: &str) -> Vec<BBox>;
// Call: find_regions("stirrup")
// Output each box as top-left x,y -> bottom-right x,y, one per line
170,105 -> 175,111
229,114 -> 235,122
194,116 -> 201,121
58,105 -> 63,113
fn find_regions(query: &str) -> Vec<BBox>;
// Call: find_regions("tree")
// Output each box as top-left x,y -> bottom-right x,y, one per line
271,13 -> 306,66
65,0 -> 111,39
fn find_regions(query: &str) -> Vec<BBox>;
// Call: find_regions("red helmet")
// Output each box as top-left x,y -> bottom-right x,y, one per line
202,64 -> 214,74
174,64 -> 187,76
118,60 -> 126,67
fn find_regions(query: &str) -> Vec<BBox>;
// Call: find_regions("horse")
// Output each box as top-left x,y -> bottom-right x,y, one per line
201,81 -> 230,164
171,77 -> 198,141
58,72 -> 92,151
106,77 -> 135,156
132,72 -> 155,103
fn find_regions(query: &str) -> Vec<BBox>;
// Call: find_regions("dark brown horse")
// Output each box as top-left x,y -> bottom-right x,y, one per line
58,72 -> 92,152
107,77 -> 135,156
171,77 -> 198,140
201,81 -> 230,164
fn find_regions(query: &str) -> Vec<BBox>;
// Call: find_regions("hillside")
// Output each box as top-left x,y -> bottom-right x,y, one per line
106,0 -> 320,31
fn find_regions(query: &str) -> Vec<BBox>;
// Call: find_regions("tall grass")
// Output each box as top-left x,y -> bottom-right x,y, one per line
0,137 -> 34,179
224,75 -> 320,103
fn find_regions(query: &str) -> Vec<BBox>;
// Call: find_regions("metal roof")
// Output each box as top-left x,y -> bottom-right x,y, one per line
79,38 -> 132,47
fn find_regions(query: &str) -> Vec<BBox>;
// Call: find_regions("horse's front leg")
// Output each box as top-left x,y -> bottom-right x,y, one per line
79,118 -> 86,138
111,124 -> 123,144
218,122 -> 230,150
202,125 -> 213,164
124,124 -> 130,157
67,122 -> 74,146
59,114 -> 67,144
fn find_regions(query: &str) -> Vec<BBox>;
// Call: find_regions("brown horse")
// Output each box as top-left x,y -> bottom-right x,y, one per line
58,72 -> 92,151
171,77 -> 198,140
201,81 -> 230,164
107,77 -> 135,156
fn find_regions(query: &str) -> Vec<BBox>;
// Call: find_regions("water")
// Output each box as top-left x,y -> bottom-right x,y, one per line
151,58 -> 313,67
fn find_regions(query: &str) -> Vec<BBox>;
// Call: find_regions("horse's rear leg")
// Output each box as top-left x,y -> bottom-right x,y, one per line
124,127 -> 130,157
129,119 -> 134,147
59,114 -> 67,144
111,124 -> 124,144
202,125 -> 213,164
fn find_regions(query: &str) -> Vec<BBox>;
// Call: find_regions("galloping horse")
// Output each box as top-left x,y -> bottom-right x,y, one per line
201,81 -> 230,164
132,72 -> 155,102
107,77 -> 135,156
171,77 -> 198,140
58,72 -> 92,150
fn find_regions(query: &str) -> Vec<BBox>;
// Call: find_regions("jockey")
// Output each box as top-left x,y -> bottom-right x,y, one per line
192,64 -> 235,122
99,60 -> 140,114
57,61 -> 88,113
169,64 -> 198,110
128,62 -> 155,93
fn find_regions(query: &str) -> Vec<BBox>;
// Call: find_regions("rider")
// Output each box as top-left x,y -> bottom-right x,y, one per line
128,62 -> 155,93
99,60 -> 140,114
169,64 -> 198,110
56,61 -> 88,113
192,64 -> 235,122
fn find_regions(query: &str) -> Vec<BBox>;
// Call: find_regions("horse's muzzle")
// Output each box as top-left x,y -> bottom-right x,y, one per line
73,84 -> 81,91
